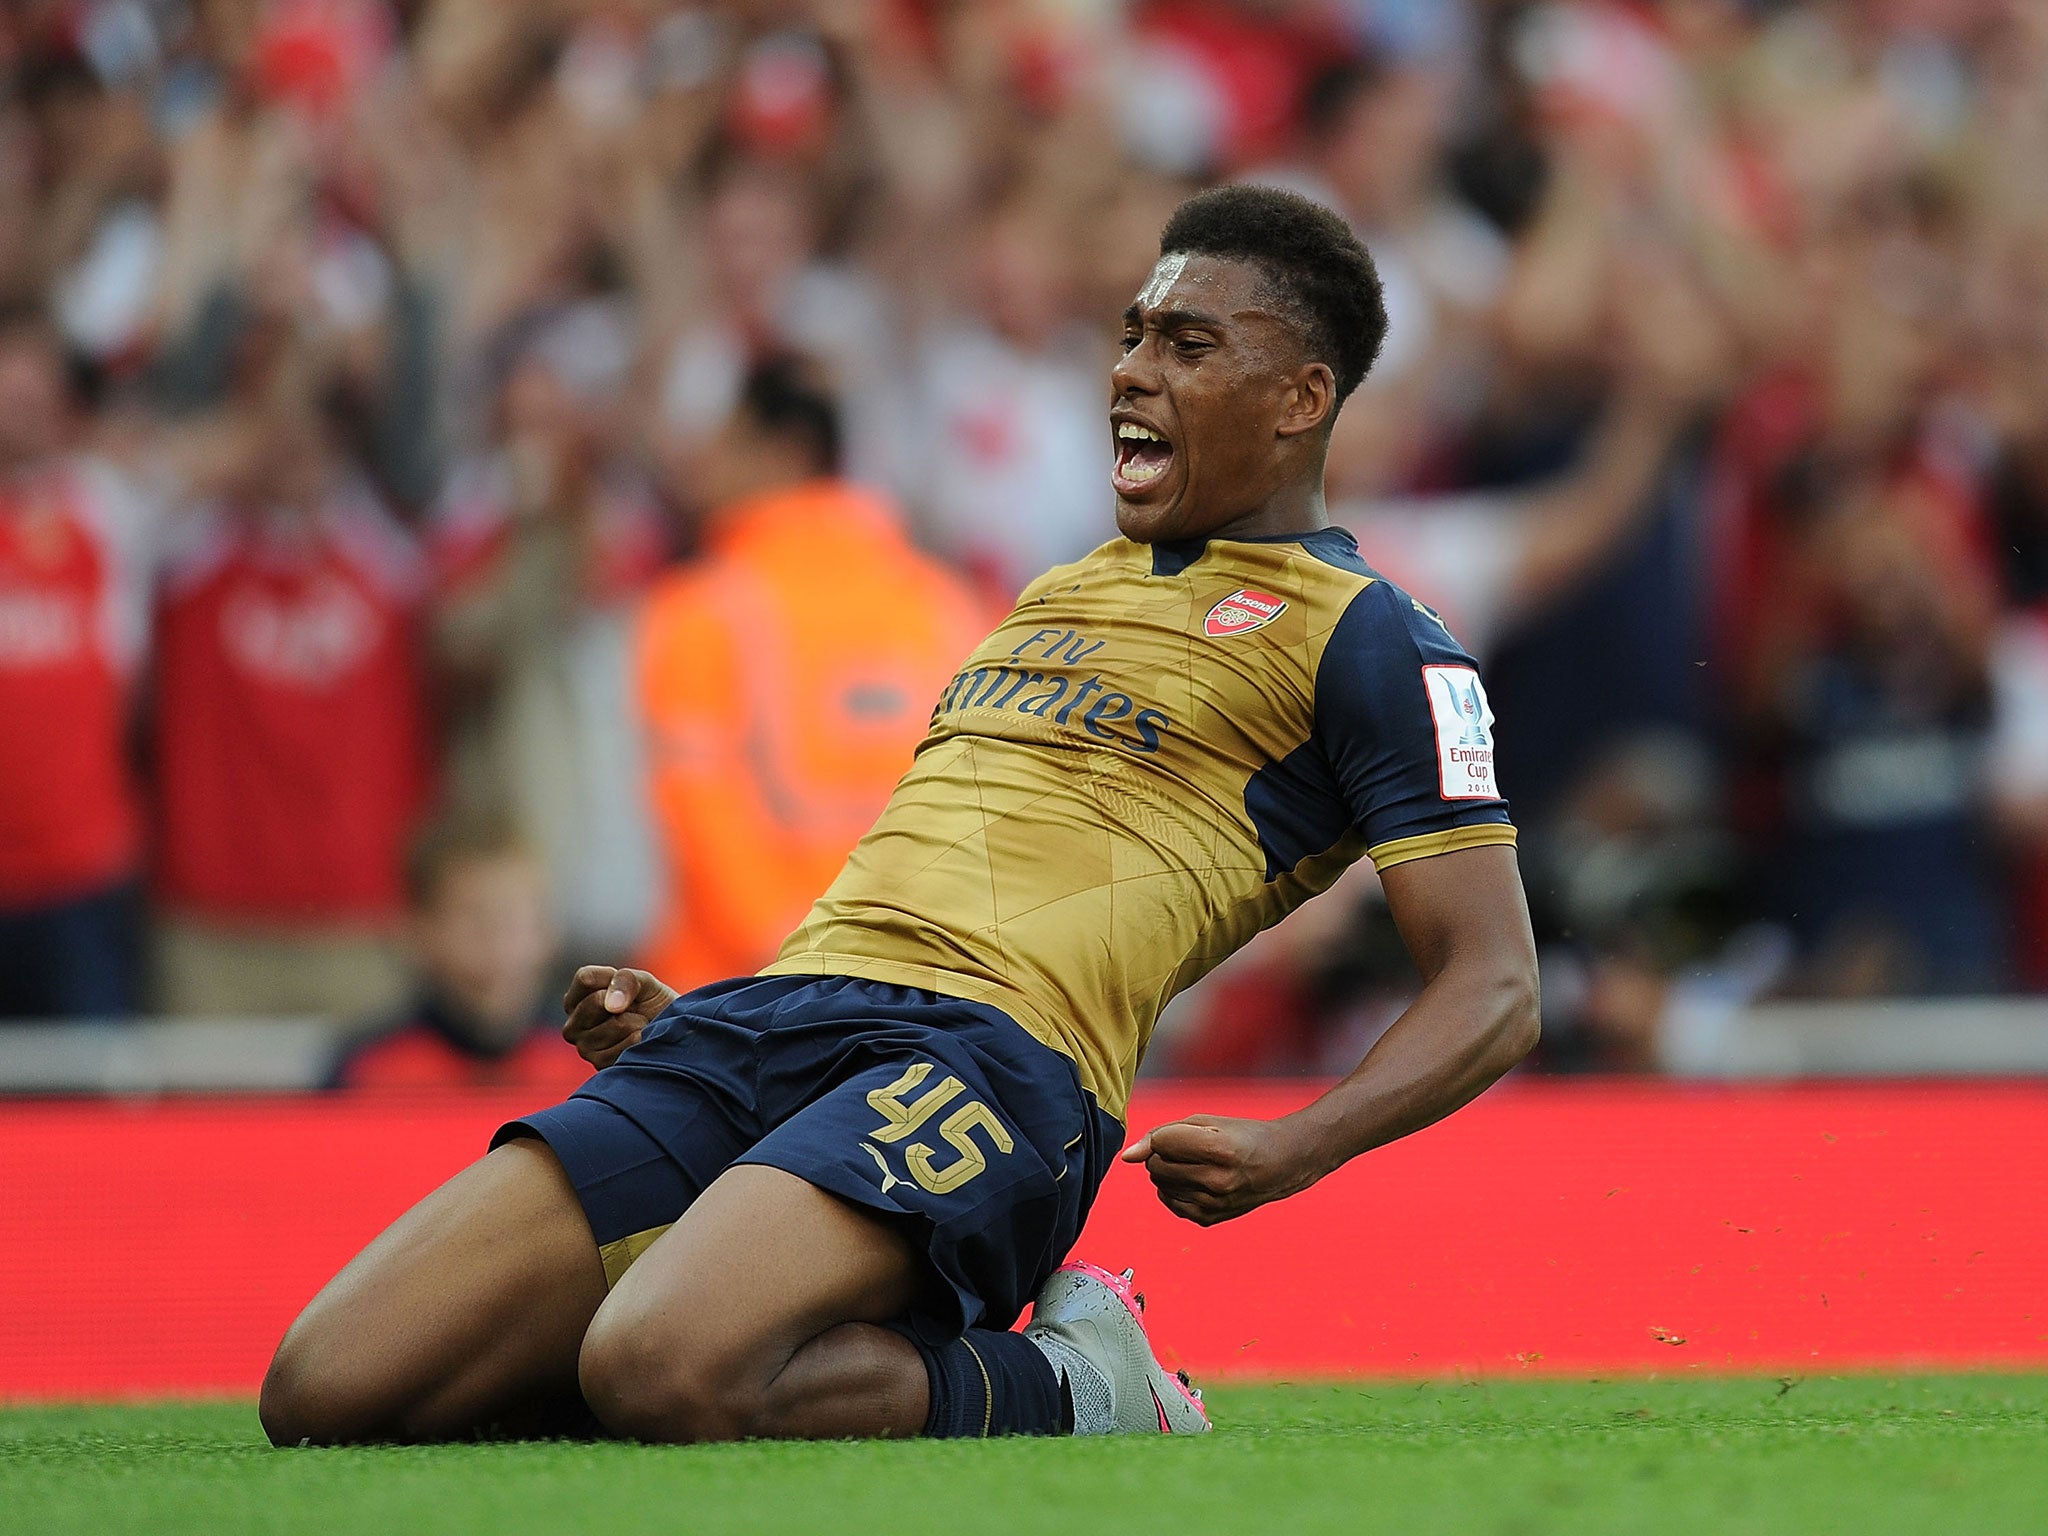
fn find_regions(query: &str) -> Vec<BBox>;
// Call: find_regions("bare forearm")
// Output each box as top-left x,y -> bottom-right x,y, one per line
1125,846 -> 1537,1226
1276,963 -> 1538,1183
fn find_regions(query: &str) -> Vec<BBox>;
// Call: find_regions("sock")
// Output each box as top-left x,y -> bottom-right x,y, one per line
1026,1330 -> 1113,1435
910,1328 -> 1067,1438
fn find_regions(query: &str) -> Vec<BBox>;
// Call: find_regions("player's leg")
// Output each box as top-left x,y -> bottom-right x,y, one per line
260,1137 -> 605,1445
577,1163 -> 1071,1442
575,1163 -> 928,1441
570,975 -> 1184,1442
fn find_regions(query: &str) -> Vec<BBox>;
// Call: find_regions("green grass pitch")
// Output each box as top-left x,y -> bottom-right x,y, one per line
4,1376 -> 2044,1535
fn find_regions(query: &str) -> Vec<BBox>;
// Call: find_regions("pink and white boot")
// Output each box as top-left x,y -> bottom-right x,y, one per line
1023,1261 -> 1211,1435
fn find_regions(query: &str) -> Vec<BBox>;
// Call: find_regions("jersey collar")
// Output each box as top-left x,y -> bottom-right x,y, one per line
1147,524 -> 1363,577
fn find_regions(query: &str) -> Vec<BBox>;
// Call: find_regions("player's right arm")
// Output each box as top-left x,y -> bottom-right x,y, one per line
562,965 -> 679,1069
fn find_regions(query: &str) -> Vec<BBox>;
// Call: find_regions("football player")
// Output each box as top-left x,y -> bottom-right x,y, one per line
262,185 -> 1537,1446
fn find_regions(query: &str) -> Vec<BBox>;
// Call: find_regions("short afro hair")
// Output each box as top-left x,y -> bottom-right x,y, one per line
1158,184 -> 1387,406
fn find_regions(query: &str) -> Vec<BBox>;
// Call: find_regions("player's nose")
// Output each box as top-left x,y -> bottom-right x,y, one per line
1111,338 -> 1162,397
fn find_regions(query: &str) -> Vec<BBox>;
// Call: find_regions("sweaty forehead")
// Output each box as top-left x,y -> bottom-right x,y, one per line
1134,253 -> 1189,309
1130,252 -> 1273,321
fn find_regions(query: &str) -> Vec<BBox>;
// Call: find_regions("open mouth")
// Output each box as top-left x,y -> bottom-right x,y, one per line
1112,421 -> 1174,496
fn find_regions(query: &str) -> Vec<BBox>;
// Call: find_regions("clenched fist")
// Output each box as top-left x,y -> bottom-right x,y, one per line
561,966 -> 678,1069
1120,1114 -> 1323,1226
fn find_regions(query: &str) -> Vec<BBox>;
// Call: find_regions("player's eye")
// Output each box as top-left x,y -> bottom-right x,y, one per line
1172,338 -> 1212,358
1119,333 -> 1141,353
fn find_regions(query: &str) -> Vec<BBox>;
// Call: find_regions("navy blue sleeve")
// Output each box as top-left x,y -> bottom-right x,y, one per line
1315,580 -> 1515,869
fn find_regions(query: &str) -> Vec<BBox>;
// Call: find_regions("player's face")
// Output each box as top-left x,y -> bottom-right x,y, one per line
1109,254 -> 1318,543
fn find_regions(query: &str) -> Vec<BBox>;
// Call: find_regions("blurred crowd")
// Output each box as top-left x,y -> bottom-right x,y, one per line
4,0 -> 2048,1081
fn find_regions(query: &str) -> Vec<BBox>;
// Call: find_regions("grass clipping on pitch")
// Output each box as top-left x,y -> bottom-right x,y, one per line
1,1376 -> 2044,1535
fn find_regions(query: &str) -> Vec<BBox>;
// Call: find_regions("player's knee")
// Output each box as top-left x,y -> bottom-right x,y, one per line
261,1326 -> 352,1446
578,1315 -> 766,1444
259,1340 -> 311,1446
260,1314 -> 398,1447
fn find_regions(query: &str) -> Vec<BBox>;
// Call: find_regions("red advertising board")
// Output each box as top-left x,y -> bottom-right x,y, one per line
1,1082 -> 2043,1398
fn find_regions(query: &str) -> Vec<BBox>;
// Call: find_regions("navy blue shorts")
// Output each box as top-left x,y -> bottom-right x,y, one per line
496,974 -> 1123,1343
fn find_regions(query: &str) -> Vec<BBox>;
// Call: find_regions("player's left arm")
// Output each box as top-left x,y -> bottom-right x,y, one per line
1126,579 -> 1538,1224
1123,843 -> 1536,1224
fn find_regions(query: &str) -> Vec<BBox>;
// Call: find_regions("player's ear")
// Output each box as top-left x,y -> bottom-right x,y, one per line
1276,362 -> 1336,439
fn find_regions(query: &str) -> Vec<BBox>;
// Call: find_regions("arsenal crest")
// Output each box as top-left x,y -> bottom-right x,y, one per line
1203,588 -> 1287,638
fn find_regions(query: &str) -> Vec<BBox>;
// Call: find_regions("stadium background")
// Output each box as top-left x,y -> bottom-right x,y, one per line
2,0 -> 2046,1400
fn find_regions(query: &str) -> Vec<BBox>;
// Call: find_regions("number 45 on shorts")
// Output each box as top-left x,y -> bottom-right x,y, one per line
863,1062 -> 1016,1195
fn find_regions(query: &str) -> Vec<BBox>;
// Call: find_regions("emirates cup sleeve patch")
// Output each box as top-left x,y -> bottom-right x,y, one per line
1422,664 -> 1501,800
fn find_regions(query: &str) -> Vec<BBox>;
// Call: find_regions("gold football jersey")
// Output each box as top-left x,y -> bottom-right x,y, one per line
764,527 -> 1515,1118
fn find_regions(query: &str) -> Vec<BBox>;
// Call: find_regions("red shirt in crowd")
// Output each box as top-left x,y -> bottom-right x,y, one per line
1131,0 -> 1347,171
153,488 -> 430,924
0,461 -> 146,907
